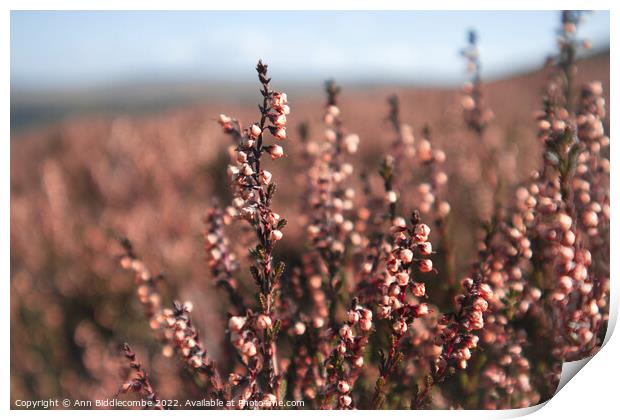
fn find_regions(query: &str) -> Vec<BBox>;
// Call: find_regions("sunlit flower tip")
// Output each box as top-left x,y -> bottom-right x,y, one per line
538,119 -> 551,131
241,164 -> 254,176
293,322 -> 306,335
461,95 -> 475,110
330,241 -> 345,254
479,283 -> 493,300
556,213 -> 573,231
190,356 -> 203,368
218,114 -> 232,124
236,151 -> 248,163
269,230 -> 283,241
337,381 -> 350,393
339,395 -> 352,407
324,129 -> 337,142
259,170 -> 273,185
120,256 -> 132,269
418,242 -> 433,255
274,127 -> 287,140
344,134 -> 360,154
579,330 -> 594,344
162,345 -> 174,358
409,282 -> 423,298
359,318 -> 372,332
552,120 -> 566,131
256,314 -> 272,330
359,308 -> 372,321
272,113 -> 287,127
350,356 -> 363,369
435,171 -> 448,185
184,301 -> 194,313
269,144 -> 284,159
416,303 -> 429,316
271,92 -> 287,108
418,259 -> 433,273
582,211 -> 598,227
228,316 -> 246,332
393,320 -> 407,334
434,149 -> 446,163
326,105 -> 340,117
250,124 -> 262,138
395,272 -> 409,286
438,201 -> 451,217
399,248 -> 414,264
339,325 -> 353,340
385,190 -> 398,203
415,223 -> 431,240
347,310 -> 360,324
393,217 -> 407,228
266,212 -> 281,227
241,341 -> 257,357
311,317 -> 325,329
472,297 -> 488,311
281,104 -> 291,115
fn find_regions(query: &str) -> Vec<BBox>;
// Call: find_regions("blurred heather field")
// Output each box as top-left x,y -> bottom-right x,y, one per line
10,11 -> 610,410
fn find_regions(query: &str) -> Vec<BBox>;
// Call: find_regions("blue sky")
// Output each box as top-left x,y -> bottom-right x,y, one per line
10,10 -> 610,89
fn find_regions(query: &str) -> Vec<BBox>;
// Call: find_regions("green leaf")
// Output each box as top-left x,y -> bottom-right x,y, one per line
279,379 -> 288,401
272,261 -> 286,284
250,266 -> 262,287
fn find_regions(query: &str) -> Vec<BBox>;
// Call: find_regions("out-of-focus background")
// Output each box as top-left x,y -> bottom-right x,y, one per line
10,11 -> 609,407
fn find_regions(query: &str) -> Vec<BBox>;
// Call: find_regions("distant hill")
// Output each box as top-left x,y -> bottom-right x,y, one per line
10,51 -> 609,136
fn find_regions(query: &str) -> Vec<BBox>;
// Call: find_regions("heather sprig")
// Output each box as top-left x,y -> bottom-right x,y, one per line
117,238 -> 225,398
218,59 -> 289,399
203,202 -> 246,314
371,210 -> 434,409
321,299 -> 373,409
117,343 -> 163,410
305,80 -> 360,328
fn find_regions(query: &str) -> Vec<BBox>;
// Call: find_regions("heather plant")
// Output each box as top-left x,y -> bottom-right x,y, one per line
106,16 -> 609,409
9,11 -> 609,411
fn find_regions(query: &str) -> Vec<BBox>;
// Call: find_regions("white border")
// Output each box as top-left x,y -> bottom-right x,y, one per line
4,1 -> 616,418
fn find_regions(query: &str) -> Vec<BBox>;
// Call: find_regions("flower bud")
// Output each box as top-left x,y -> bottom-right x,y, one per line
339,395 -> 352,407
393,320 -> 407,335
269,144 -> 284,159
269,230 -> 283,241
353,356 -> 364,368
395,272 -> 409,286
418,259 -> 433,273
414,224 -> 431,241
274,127 -> 287,140
339,325 -> 353,341
418,242 -> 432,255
294,322 -> 306,335
556,213 -> 573,231
241,341 -> 257,357
412,282 -> 425,297
250,124 -> 262,138
359,318 -> 372,332
228,316 -> 246,332
259,170 -> 273,185
399,249 -> 414,264
347,310 -> 360,324
256,314 -> 272,330
337,381 -> 350,394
